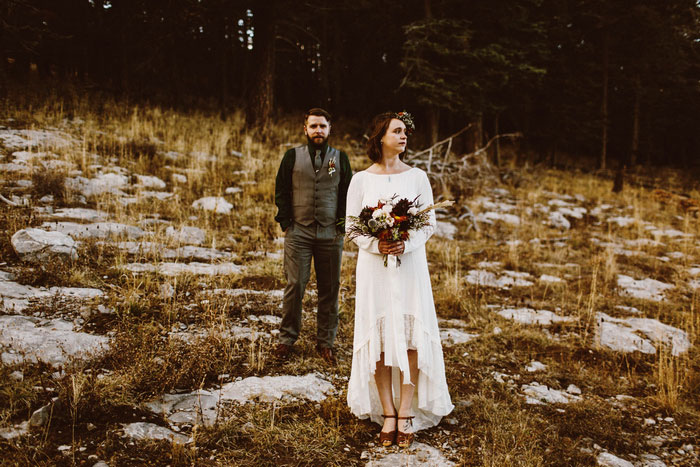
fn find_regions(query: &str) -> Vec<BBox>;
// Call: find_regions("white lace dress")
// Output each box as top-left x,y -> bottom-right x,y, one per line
345,167 -> 453,431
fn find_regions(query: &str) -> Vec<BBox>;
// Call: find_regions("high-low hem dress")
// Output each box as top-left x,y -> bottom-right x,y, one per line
345,168 -> 454,431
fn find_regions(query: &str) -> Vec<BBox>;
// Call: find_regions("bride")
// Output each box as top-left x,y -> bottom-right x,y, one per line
345,112 -> 453,447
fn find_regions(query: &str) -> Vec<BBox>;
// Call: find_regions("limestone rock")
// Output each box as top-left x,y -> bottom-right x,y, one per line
521,382 -> 581,405
596,452 -> 634,467
192,196 -> 232,214
122,422 -> 189,444
596,312 -> 690,356
0,421 -> 30,440
172,173 -> 187,184
465,270 -> 534,288
362,442 -> 455,466
476,211 -> 521,226
497,308 -> 575,326
65,173 -> 128,197
30,402 -> 55,427
440,328 -> 479,346
539,274 -> 564,284
49,208 -> 110,222
147,373 -> 334,427
0,316 -> 109,367
616,274 -> 673,302
549,211 -> 571,230
434,221 -> 458,240
122,262 -> 243,276
135,175 -> 166,189
41,221 -> 145,240
165,226 -> 206,245
526,361 -> 547,372
11,228 -> 78,263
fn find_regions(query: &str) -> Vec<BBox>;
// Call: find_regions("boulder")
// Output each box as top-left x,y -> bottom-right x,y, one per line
11,228 -> 78,263
146,373 -> 333,427
40,221 -> 145,240
434,221 -> 458,240
192,196 -> 233,214
50,208 -> 110,222
548,211 -> 571,230
596,452 -> 634,467
362,442 -> 456,466
165,226 -> 206,245
596,312 -> 690,356
30,402 -> 55,427
122,422 -> 189,444
135,175 -> 166,189
0,316 -> 109,367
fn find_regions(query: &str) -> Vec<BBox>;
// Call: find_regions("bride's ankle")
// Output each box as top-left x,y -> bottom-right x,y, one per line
381,414 -> 397,432
397,414 -> 414,432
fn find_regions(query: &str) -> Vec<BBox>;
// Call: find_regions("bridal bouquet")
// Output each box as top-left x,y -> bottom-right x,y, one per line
346,195 -> 453,266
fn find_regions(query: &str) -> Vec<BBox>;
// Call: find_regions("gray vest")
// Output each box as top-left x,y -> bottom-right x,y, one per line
292,145 -> 341,227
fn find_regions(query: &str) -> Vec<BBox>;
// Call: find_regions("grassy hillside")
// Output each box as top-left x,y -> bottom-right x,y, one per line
0,98 -> 698,466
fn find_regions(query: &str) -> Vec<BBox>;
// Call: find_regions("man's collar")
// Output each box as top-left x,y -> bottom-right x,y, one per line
308,141 -> 329,155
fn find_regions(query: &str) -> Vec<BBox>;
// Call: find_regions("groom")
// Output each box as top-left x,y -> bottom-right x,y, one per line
274,108 -> 352,364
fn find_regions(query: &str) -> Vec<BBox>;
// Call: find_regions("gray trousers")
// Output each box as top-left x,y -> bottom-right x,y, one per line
279,222 -> 343,349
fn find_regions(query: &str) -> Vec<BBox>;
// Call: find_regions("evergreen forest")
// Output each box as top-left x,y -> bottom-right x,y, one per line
2,0 -> 699,168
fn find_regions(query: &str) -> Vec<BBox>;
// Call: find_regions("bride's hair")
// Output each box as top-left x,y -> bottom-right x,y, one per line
366,112 -> 407,162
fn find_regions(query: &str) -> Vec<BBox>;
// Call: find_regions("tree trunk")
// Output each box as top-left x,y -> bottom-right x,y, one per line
612,163 -> 624,193
319,9 -> 331,110
630,74 -> 641,167
330,25 -> 343,115
0,0 -> 7,99
600,27 -> 609,170
424,0 -> 432,18
169,35 -> 182,103
0,57 -> 6,99
118,18 -> 129,95
426,106 -> 439,145
423,0 -> 439,145
494,113 -> 501,167
643,105 -> 652,168
318,25 -> 331,110
549,145 -> 557,167
246,5 -> 276,129
220,15 -> 230,113
93,0 -> 105,82
475,113 -> 483,151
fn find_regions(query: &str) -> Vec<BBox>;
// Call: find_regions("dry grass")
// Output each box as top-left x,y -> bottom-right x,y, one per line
0,96 -> 699,465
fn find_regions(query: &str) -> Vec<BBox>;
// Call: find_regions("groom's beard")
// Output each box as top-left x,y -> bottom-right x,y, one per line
306,135 -> 327,149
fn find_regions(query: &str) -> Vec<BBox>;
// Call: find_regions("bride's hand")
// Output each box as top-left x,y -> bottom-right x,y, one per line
378,239 -> 405,255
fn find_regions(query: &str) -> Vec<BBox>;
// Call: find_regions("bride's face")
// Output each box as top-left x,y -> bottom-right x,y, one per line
380,119 -> 407,156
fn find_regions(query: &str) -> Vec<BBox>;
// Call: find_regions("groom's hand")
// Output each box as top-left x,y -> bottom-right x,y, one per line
378,239 -> 405,255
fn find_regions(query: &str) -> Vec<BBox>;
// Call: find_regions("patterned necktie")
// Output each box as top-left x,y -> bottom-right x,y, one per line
314,149 -> 322,173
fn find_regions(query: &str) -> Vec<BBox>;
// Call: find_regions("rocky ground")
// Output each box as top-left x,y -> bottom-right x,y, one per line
0,110 -> 698,466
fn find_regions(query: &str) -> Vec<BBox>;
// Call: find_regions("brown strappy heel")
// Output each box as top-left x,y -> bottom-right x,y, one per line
396,416 -> 414,448
379,414 -> 397,447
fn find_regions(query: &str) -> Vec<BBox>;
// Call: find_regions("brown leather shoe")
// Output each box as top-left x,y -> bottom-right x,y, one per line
316,346 -> 337,365
396,416 -> 414,448
379,414 -> 397,447
274,343 -> 293,360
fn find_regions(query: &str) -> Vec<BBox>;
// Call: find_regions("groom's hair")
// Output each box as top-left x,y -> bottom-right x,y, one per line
366,112 -> 407,163
304,108 -> 331,123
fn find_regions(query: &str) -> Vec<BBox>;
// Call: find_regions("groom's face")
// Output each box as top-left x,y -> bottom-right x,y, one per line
304,115 -> 330,146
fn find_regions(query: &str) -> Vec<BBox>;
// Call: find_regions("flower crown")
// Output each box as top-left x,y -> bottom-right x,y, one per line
393,111 -> 415,135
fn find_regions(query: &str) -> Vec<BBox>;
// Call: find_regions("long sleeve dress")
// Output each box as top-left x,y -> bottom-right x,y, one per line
345,167 -> 454,431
